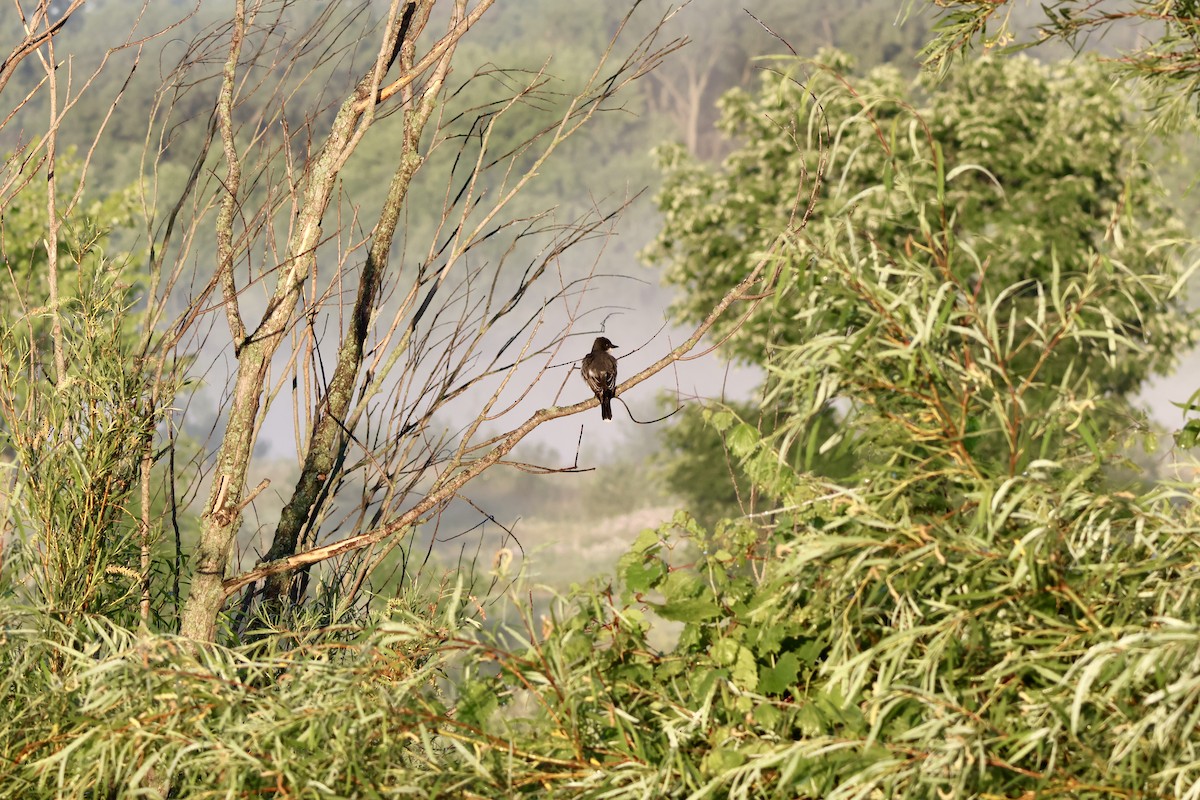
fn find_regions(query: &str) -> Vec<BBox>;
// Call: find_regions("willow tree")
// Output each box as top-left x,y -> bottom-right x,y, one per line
419,51 -> 1200,797
648,52 -> 1193,519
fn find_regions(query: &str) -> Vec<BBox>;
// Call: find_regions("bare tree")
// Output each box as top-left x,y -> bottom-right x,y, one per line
2,0 -> 805,645
146,0 -> 678,642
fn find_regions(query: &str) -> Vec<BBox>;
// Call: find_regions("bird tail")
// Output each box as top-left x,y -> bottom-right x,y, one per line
601,395 -> 612,421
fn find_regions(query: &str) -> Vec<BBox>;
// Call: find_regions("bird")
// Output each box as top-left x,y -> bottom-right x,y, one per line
581,336 -> 618,420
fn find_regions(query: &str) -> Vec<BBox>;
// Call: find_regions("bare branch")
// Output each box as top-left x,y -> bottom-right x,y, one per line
0,0 -> 87,98
222,245 -> 781,596
215,0 -> 248,347
37,10 -> 66,384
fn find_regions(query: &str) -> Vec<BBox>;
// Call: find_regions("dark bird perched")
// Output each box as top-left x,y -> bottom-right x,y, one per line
581,336 -> 618,420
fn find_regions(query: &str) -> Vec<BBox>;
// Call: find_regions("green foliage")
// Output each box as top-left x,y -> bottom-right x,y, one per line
0,153 -> 139,316
572,476 -> 1200,797
0,604 -> 462,798
0,260 -> 160,624
648,52 -> 1191,391
912,0 -> 1200,129
650,51 -> 1195,568
0,155 -> 164,624
1178,388 -> 1200,450
434,111 -> 1200,792
659,401 -> 852,527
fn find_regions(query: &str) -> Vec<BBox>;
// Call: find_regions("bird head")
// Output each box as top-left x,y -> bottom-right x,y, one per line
592,336 -> 618,352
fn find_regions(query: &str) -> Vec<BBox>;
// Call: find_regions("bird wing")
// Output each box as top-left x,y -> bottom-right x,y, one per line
581,353 -> 617,396
601,358 -> 617,392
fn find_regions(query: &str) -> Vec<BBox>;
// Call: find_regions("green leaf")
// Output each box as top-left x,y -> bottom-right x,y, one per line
712,637 -> 740,666
653,598 -> 722,623
726,423 -> 759,459
759,652 -> 801,695
702,748 -> 747,775
621,556 -> 666,594
732,645 -> 758,691
630,528 -> 660,554
707,409 -> 736,432
753,702 -> 782,729
1175,419 -> 1200,450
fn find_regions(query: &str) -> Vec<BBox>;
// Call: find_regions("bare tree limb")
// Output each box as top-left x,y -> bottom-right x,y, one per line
222,245 -> 781,596
214,0 -> 248,348
0,0 -> 87,98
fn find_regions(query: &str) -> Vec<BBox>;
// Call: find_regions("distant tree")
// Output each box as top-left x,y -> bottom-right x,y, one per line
0,152 -> 137,323
659,403 -> 754,528
642,0 -> 932,158
913,0 -> 1200,448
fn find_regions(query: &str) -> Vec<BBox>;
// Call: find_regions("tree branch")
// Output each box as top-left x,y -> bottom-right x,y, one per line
222,245 -> 780,596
